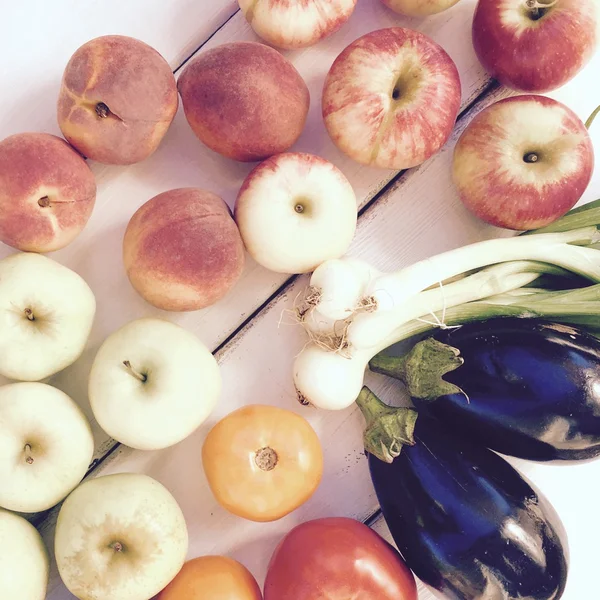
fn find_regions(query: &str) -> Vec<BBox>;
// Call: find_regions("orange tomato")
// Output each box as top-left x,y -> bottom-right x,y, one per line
156,555 -> 262,600
202,405 -> 323,522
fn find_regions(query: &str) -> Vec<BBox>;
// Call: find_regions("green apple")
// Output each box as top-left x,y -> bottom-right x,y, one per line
89,318 -> 221,450
0,252 -> 96,381
0,382 -> 93,513
55,472 -> 188,600
0,508 -> 49,600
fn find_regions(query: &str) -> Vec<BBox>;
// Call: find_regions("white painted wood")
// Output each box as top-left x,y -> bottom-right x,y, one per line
1,1 -> 599,599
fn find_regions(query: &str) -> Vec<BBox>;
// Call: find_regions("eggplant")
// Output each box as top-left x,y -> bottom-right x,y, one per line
370,318 -> 600,461
357,388 -> 568,600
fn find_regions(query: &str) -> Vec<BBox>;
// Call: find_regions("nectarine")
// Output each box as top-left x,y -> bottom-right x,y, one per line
177,42 -> 310,162
57,35 -> 178,165
0,133 -> 96,252
123,188 -> 245,311
156,556 -> 262,600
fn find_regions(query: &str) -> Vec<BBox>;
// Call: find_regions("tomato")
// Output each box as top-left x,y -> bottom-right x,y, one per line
156,555 -> 262,600
202,404 -> 323,522
264,517 -> 417,600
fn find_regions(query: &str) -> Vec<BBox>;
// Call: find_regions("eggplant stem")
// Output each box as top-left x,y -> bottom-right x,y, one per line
370,338 -> 466,402
355,386 -> 418,464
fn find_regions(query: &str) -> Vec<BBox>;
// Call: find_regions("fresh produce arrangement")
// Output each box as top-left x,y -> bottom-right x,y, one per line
0,0 -> 598,599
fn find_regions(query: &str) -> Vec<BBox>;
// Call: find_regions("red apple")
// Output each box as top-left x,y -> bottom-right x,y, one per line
238,0 -> 357,49
472,0 -> 598,93
322,27 -> 461,170
453,95 -> 594,230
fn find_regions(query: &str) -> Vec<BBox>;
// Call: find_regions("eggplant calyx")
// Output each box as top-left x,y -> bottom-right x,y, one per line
370,338 -> 467,402
355,386 -> 417,463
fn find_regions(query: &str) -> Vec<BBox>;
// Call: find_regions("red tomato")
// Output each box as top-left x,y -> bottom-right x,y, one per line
264,517 -> 417,599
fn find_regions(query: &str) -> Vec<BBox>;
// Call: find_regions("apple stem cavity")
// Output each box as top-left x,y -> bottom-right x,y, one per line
109,541 -> 124,553
255,446 -> 278,471
24,444 -> 34,464
123,360 -> 147,383
585,104 -> 600,130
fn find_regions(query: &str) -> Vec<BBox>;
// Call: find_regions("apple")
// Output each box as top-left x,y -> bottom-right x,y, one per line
234,152 -> 357,274
178,42 -> 310,162
0,509 -> 49,600
58,35 -> 178,165
55,472 -> 188,600
380,0 -> 460,16
453,95 -> 594,230
89,317 -> 221,450
0,383 -> 93,513
0,133 -> 96,252
123,188 -> 245,312
0,252 -> 96,381
238,0 -> 357,49
472,0 -> 598,93
323,27 -> 461,170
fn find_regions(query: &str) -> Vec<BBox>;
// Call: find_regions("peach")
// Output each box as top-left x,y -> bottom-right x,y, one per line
123,188 -> 245,311
239,0 -> 358,49
177,42 -> 310,162
57,35 -> 178,165
0,133 -> 96,252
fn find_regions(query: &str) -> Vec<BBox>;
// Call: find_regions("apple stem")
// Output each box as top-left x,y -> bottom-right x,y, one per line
525,0 -> 557,18
38,196 -> 51,208
255,447 -> 278,471
585,104 -> 600,130
123,361 -> 147,383
24,308 -> 35,321
24,444 -> 34,464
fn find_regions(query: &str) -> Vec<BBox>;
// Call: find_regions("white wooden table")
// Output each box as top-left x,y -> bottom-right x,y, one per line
2,1 -> 600,598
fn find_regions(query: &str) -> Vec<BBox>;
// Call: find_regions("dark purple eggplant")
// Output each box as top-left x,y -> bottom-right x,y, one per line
370,318 -> 600,461
357,387 -> 568,600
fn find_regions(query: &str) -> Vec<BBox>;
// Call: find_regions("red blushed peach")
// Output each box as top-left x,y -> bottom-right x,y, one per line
177,42 -> 310,162
123,188 -> 245,311
57,35 -> 178,165
238,0 -> 358,49
0,133 -> 96,252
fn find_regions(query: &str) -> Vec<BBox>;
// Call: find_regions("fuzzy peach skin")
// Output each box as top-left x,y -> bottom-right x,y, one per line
57,35 -> 178,165
239,0 -> 357,49
177,42 -> 310,162
323,28 -> 461,170
0,133 -> 96,252
123,188 -> 245,312
381,0 -> 460,17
